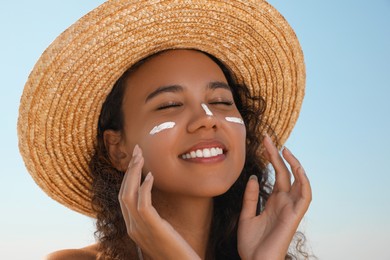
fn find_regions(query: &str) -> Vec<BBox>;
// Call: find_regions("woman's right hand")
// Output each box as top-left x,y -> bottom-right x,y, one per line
118,145 -> 200,260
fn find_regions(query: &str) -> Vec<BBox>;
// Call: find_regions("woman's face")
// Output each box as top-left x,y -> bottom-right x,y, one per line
121,49 -> 246,197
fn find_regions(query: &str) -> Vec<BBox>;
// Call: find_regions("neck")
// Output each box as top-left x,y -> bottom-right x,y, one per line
151,189 -> 214,259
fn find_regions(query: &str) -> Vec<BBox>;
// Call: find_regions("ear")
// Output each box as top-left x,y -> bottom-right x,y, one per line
103,130 -> 129,171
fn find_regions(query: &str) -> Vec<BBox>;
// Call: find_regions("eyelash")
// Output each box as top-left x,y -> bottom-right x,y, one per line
157,100 -> 234,110
209,100 -> 234,106
157,102 -> 183,110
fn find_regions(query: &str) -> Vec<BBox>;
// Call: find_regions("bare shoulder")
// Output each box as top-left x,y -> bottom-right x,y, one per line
45,243 -> 99,260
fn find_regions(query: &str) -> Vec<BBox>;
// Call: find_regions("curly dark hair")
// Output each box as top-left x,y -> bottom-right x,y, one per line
89,50 -> 310,259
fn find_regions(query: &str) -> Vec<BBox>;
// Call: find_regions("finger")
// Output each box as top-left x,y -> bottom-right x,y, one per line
119,144 -> 143,194
283,147 -> 309,192
296,167 -> 312,206
123,145 -> 144,199
239,175 -> 260,221
136,172 -> 167,232
137,172 -> 158,222
290,166 -> 312,217
283,148 -> 312,210
263,134 -> 291,191
281,147 -> 301,178
119,145 -> 144,218
291,165 -> 312,203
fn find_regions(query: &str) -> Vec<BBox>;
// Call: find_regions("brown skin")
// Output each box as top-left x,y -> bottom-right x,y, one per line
109,50 -> 246,259
46,50 -> 311,259
108,49 -> 246,196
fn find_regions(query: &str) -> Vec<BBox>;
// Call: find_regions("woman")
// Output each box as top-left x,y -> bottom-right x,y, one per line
18,1 -> 312,259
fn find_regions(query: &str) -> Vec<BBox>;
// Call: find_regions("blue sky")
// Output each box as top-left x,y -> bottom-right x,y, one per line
1,1 -> 389,259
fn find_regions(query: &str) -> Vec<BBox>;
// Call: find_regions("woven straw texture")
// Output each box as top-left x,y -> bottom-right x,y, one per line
18,0 -> 305,217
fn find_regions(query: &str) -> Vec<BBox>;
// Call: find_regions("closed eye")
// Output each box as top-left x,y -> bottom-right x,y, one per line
157,102 -> 183,110
209,100 -> 234,106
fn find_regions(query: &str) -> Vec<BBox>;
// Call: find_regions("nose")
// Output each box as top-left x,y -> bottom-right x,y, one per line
187,104 -> 218,133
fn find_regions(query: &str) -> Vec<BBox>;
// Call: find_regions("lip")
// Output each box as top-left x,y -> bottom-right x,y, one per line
179,140 -> 227,163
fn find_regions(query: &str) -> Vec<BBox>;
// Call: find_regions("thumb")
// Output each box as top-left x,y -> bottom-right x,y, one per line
239,175 -> 260,221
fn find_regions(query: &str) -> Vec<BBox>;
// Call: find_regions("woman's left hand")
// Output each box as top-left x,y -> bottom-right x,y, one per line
237,135 -> 312,260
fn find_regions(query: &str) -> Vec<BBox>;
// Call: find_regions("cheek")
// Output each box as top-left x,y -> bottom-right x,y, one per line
138,124 -> 179,174
233,125 -> 247,175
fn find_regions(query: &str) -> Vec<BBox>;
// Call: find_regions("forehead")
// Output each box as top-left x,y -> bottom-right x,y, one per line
124,49 -> 227,95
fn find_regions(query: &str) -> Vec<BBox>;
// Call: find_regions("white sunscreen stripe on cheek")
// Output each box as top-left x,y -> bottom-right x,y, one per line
225,117 -> 244,125
201,103 -> 213,116
149,122 -> 176,135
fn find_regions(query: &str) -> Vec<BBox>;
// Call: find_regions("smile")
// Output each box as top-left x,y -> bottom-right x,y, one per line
181,147 -> 224,159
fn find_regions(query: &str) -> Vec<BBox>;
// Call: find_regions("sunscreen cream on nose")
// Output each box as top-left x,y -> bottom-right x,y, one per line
201,103 -> 213,116
149,122 -> 176,135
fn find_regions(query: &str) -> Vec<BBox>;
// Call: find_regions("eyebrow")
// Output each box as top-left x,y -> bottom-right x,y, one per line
145,85 -> 183,103
208,81 -> 231,91
145,81 -> 231,103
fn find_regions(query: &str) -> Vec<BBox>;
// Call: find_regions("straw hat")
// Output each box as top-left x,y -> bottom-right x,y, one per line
18,0 -> 305,217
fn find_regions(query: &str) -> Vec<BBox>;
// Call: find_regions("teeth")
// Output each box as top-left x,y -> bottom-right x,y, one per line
181,147 -> 224,159
203,149 -> 211,158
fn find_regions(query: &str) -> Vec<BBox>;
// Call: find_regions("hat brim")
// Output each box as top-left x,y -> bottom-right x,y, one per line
18,0 -> 305,217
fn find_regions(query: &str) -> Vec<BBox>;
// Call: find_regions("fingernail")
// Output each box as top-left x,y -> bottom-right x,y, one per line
145,172 -> 152,181
249,175 -> 258,182
284,147 -> 298,160
132,144 -> 140,157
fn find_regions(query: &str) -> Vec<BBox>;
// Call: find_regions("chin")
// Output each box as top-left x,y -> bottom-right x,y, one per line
154,178 -> 236,198
196,178 -> 238,198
